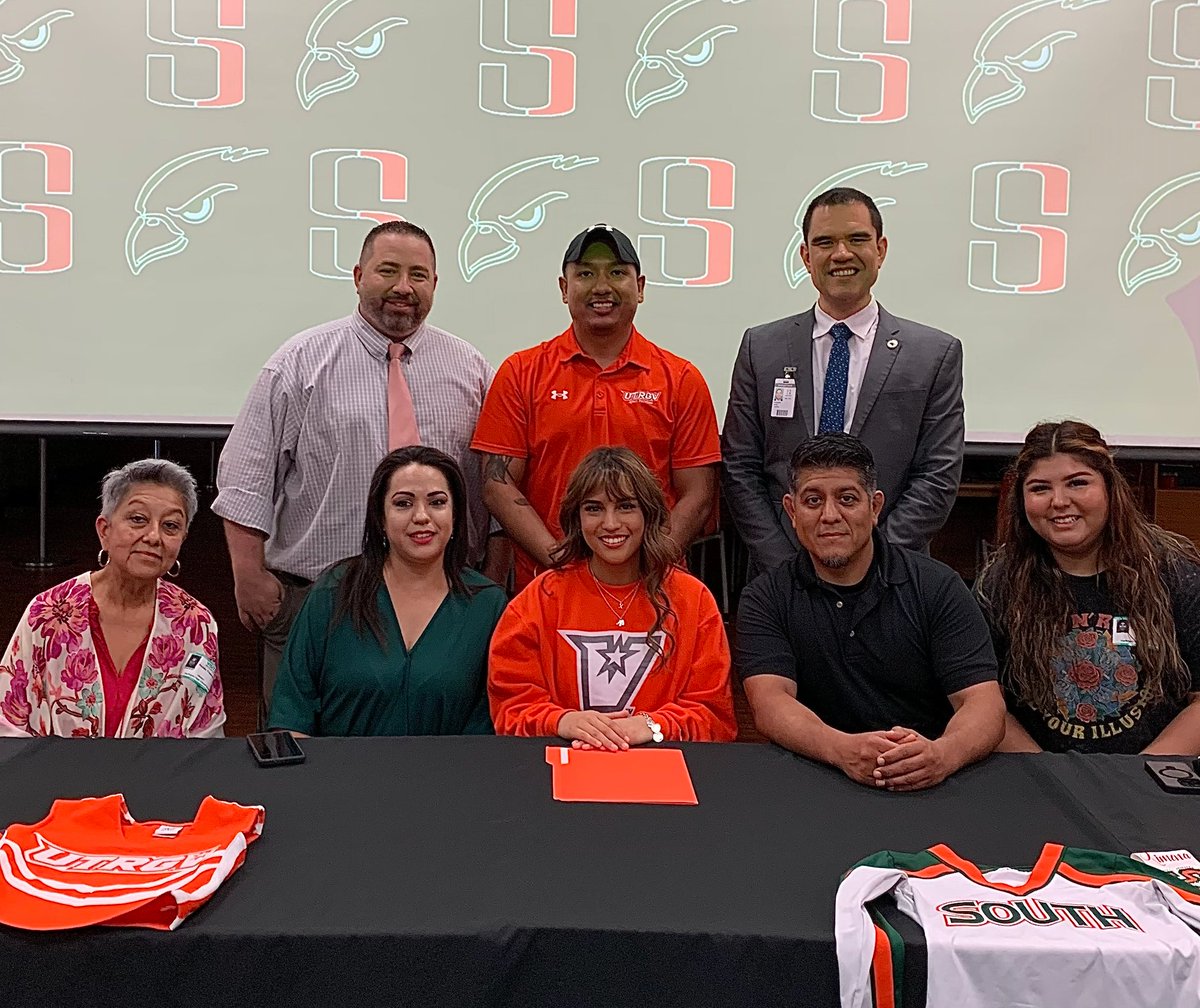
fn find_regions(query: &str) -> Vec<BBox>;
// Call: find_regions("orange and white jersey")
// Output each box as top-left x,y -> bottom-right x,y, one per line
0,794 -> 263,930
837,843 -> 1200,1008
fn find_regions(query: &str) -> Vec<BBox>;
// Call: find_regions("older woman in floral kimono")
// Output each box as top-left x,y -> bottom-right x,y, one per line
0,459 -> 224,738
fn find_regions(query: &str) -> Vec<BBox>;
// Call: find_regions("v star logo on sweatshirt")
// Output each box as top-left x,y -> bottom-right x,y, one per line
558,630 -> 665,711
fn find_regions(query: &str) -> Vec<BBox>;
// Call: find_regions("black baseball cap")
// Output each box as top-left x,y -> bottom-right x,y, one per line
562,223 -> 641,275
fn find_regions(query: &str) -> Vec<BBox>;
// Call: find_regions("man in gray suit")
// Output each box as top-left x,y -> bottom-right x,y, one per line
723,187 -> 964,573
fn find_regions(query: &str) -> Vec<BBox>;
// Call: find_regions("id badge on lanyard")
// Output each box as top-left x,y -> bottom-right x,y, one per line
771,367 -> 797,418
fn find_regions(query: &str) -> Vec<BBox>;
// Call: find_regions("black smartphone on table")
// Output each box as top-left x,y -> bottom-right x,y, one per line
247,731 -> 306,767
1145,758 -> 1200,794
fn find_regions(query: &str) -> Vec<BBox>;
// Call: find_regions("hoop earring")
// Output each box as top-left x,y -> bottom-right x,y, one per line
167,560 -> 181,578
96,549 -> 109,569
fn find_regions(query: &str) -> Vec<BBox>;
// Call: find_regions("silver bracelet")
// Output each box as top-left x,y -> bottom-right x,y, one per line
640,713 -> 664,744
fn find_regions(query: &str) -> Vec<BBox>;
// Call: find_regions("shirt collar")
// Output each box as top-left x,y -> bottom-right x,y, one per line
554,325 -> 651,372
812,299 -> 878,342
791,528 -> 906,589
351,309 -> 427,360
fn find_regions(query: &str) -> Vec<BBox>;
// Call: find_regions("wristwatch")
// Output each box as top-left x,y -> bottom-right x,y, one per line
640,713 -> 664,744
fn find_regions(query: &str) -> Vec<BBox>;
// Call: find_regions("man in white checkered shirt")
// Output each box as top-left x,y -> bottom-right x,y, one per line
213,221 -> 505,716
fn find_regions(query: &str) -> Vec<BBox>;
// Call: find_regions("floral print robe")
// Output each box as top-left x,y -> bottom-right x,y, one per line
0,573 -> 224,738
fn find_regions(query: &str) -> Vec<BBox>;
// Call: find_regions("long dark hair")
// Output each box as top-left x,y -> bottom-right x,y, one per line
551,447 -> 679,661
335,446 -> 473,646
977,420 -> 1198,712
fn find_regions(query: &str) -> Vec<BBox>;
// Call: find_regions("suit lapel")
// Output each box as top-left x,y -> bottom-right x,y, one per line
850,306 -> 900,437
790,309 -> 816,437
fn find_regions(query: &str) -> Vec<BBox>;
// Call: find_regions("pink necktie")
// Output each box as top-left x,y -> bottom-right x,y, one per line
387,342 -> 420,451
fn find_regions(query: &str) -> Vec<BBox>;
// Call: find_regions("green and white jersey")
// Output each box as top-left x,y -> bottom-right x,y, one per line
836,843 -> 1200,1008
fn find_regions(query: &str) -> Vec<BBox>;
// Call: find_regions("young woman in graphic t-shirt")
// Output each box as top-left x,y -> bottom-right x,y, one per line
977,421 -> 1200,754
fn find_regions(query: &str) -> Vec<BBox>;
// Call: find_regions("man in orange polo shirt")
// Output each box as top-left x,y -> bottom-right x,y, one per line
472,224 -> 720,591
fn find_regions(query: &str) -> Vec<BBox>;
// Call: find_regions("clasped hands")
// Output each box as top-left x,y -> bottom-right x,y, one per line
833,727 -> 953,792
557,709 -> 654,750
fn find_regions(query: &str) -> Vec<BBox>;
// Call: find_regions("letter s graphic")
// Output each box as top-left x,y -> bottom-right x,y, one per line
938,901 -> 988,927
811,0 -> 910,124
638,156 -> 735,287
309,149 -> 409,279
969,161 -> 1069,294
0,142 -> 72,273
478,0 -> 576,116
1146,0 -> 1200,130
146,0 -> 246,108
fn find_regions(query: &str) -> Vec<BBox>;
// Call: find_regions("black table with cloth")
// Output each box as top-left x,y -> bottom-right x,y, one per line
0,737 -> 1195,1007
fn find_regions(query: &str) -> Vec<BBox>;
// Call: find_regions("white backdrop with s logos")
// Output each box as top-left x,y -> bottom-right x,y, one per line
1,0 -> 1198,446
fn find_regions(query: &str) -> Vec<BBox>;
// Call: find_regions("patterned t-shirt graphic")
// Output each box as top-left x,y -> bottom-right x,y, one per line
1006,571 -> 1200,753
1049,608 -> 1141,740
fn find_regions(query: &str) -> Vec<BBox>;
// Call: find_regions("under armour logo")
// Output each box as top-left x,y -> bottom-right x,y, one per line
550,390 -> 569,400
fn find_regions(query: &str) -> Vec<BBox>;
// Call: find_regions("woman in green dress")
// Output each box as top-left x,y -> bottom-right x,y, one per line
268,446 -> 507,736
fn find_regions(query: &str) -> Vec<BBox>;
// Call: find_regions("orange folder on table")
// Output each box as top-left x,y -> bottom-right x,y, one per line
544,746 -> 698,804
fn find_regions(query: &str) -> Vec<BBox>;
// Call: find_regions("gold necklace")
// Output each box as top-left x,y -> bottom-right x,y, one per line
588,562 -> 640,627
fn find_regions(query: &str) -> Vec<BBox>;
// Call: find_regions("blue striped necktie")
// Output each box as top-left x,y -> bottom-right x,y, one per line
817,322 -> 853,434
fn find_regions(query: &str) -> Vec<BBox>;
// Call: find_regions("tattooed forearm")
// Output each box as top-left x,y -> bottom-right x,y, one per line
485,454 -> 515,484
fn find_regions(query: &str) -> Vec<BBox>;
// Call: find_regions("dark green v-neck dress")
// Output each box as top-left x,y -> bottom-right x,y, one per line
268,565 -> 507,736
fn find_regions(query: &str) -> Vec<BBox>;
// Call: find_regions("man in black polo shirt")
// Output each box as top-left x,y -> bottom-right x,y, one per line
736,434 -> 1003,791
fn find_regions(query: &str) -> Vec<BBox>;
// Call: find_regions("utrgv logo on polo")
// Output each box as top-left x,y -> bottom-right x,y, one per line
623,390 -> 661,403
145,0 -> 246,108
